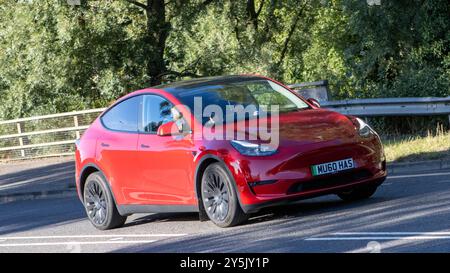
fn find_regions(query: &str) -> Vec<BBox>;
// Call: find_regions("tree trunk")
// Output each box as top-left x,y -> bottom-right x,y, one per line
144,0 -> 169,86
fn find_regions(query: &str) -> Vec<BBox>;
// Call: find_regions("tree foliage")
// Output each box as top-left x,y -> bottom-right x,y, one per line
0,0 -> 448,119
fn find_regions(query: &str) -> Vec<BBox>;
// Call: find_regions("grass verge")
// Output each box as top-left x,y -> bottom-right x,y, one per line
383,126 -> 450,163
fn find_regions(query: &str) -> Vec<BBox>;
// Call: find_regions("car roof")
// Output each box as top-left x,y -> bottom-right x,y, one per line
153,75 -> 266,94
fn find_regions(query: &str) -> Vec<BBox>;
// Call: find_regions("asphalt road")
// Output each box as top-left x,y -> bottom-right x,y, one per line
1,164 -> 450,253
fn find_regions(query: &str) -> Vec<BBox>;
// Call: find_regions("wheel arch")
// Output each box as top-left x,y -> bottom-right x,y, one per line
194,156 -> 219,199
194,154 -> 245,220
79,163 -> 112,200
79,163 -> 125,214
79,165 -> 98,199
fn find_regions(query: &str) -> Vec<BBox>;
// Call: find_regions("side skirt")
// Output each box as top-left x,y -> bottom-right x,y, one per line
117,204 -> 199,216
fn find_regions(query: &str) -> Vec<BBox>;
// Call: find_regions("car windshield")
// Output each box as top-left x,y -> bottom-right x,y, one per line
172,79 -> 310,125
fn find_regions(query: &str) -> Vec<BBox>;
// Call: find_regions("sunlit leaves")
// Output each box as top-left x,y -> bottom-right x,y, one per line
0,0 -> 448,120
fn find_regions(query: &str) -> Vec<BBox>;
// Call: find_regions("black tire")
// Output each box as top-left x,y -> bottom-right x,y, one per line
201,163 -> 248,227
83,172 -> 127,230
337,184 -> 378,202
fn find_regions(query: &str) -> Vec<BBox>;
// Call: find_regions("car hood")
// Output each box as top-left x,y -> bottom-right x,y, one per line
226,108 -> 357,144
277,109 -> 357,143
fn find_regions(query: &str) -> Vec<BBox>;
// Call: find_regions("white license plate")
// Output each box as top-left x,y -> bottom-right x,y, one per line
311,158 -> 355,176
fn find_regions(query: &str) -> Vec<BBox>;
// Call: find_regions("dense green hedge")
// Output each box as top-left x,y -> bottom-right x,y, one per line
0,0 -> 448,134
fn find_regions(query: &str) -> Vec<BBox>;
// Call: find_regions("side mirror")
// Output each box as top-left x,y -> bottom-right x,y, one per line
307,98 -> 321,108
157,121 -> 180,136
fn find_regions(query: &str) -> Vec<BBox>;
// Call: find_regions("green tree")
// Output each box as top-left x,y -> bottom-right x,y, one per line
0,1 -> 149,118
0,0 -> 448,122
300,0 -> 449,99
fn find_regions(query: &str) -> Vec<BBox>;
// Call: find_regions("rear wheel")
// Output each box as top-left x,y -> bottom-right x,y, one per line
83,172 -> 127,230
337,184 -> 378,202
201,163 -> 248,227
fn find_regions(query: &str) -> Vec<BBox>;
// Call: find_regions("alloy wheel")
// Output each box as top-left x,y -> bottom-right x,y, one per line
85,181 -> 108,225
202,172 -> 230,221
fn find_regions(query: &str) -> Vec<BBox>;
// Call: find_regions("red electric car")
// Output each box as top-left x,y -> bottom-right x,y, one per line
75,75 -> 386,230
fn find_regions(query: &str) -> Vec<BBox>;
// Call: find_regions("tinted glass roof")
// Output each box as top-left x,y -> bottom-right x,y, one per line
154,75 -> 265,93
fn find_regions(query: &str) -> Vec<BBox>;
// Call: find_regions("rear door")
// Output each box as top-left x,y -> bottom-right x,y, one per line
96,95 -> 141,204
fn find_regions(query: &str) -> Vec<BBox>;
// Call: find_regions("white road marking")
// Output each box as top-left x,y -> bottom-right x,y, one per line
306,231 -> 450,241
306,236 -> 450,241
333,232 -> 450,236
0,234 -> 187,240
109,237 -> 124,241
0,240 -> 157,247
387,172 -> 450,179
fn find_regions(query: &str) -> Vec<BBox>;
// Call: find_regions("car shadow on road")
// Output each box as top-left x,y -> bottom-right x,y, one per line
122,196 -> 357,228
121,188 -> 395,231
112,197 -> 390,252
113,179 -> 450,252
242,194 -> 392,228
124,212 -> 200,227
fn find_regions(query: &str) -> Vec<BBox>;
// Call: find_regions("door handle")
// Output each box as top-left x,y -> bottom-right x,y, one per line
101,142 -> 110,147
141,144 -> 150,149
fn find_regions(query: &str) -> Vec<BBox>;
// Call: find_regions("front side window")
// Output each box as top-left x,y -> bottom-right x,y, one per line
141,95 -> 173,133
101,96 -> 140,132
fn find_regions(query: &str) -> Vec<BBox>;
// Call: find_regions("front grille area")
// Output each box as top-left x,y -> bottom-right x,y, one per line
287,169 -> 372,194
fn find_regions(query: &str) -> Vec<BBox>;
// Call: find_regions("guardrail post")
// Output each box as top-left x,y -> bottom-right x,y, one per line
73,115 -> 80,139
16,122 -> 25,157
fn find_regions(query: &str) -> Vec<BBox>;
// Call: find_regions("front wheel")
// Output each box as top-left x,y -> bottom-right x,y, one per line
83,172 -> 127,230
337,184 -> 378,202
201,163 -> 248,227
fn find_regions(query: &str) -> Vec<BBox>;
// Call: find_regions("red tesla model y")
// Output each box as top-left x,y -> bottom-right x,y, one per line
75,75 -> 386,230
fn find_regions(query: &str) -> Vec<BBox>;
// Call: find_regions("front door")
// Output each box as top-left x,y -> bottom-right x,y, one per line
137,94 -> 196,205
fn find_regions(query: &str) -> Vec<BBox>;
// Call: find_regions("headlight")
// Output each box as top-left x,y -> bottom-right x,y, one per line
355,117 -> 377,138
230,140 -> 277,156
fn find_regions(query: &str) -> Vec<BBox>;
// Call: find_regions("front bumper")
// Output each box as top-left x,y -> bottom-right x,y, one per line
242,172 -> 386,213
224,137 -> 387,213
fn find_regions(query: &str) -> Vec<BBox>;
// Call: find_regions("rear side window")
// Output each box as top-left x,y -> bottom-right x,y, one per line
101,96 -> 140,132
